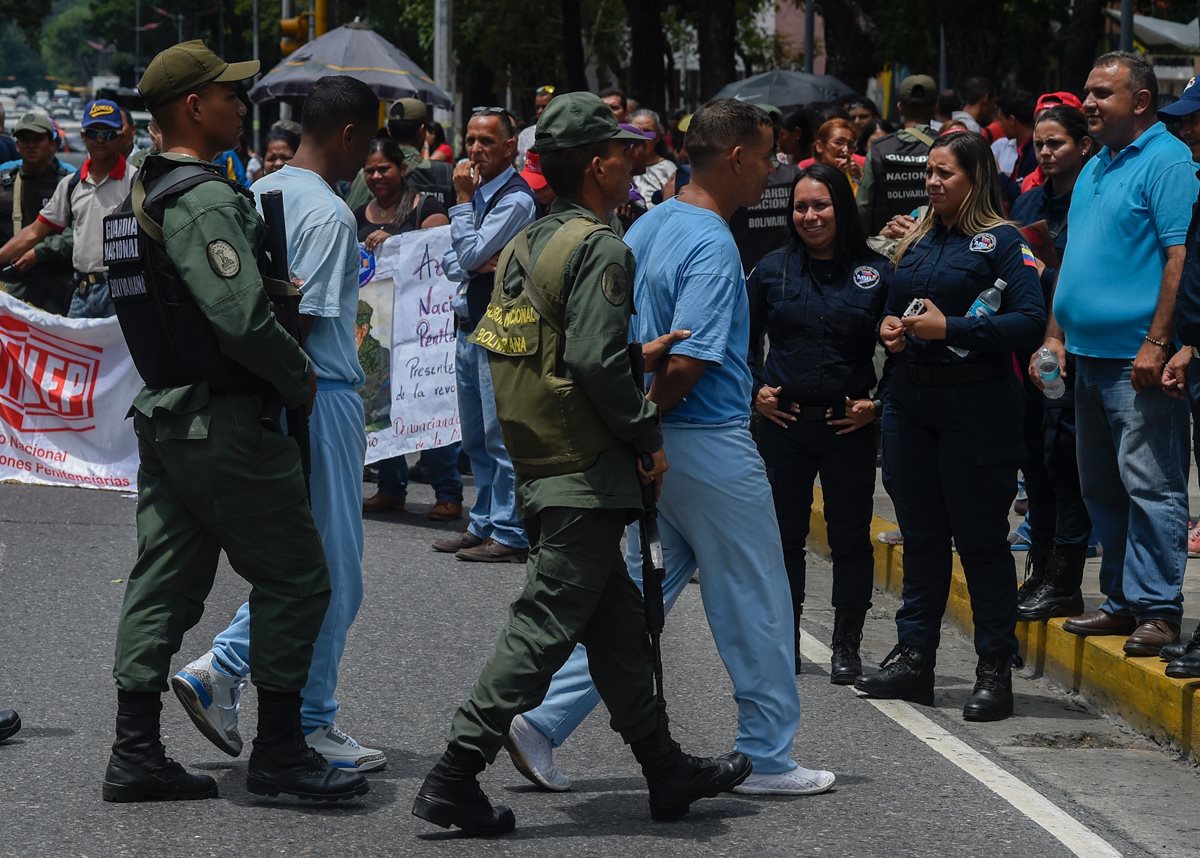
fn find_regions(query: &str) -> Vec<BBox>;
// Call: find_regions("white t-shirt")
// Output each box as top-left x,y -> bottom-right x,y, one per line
633,159 -> 678,208
38,155 -> 137,274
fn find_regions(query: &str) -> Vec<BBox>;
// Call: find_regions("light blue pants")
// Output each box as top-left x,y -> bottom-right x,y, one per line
1074,357 -> 1188,621
455,328 -> 527,548
67,278 -> 114,318
212,383 -> 367,729
523,420 -> 800,774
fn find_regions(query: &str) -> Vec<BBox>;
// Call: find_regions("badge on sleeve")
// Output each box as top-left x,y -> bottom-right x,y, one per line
1020,243 -> 1038,268
206,239 -> 241,278
602,263 -> 628,306
853,266 -> 881,289
969,233 -> 997,253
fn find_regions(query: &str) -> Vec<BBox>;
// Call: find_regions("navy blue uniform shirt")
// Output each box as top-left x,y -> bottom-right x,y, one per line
886,222 -> 1046,365
748,244 -> 889,404
1011,180 -> 1072,301
1173,173 -> 1200,347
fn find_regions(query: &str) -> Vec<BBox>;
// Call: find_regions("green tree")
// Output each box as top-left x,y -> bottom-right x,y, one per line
0,22 -> 48,90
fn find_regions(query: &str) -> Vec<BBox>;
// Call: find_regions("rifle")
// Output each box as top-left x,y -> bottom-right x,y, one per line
258,189 -> 311,498
628,342 -> 669,748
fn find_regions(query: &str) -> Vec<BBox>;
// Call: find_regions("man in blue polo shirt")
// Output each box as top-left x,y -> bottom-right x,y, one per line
1043,52 -> 1197,656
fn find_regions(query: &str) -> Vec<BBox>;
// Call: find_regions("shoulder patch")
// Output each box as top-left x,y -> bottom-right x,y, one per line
852,265 -> 881,289
969,232 -> 997,253
206,239 -> 241,278
602,263 -> 628,306
1020,243 -> 1038,268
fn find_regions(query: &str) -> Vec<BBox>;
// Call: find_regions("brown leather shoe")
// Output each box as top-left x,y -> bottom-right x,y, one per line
1123,619 -> 1181,657
1062,609 -> 1137,637
428,501 -> 463,522
456,538 -> 529,564
363,492 -> 404,514
432,531 -> 484,554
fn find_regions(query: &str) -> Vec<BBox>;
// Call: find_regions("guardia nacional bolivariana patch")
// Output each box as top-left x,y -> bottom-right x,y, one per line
206,239 -> 241,278
602,263 -> 627,306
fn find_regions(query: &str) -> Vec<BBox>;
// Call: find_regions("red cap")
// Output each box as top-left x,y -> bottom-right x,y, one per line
520,150 -> 548,191
1035,91 -> 1082,114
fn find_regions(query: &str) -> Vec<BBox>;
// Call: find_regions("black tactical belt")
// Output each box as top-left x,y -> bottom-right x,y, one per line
904,361 -> 1011,385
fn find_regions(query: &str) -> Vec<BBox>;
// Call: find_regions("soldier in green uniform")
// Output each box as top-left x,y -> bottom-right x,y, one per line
412,92 -> 751,837
355,299 -> 391,432
100,41 -> 367,804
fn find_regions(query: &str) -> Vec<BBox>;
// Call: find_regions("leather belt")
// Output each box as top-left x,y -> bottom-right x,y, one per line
904,361 -> 1011,385
74,271 -> 107,293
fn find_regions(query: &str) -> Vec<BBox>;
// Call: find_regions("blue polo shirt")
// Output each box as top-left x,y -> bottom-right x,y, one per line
1054,122 -> 1197,359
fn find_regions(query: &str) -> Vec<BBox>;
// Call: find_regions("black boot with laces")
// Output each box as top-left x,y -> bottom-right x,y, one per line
853,644 -> 936,705
1015,546 -> 1053,607
413,743 -> 515,835
1161,622 -> 1200,663
830,606 -> 867,685
962,654 -> 1019,722
630,725 -> 751,821
1018,544 -> 1085,621
103,691 -> 218,802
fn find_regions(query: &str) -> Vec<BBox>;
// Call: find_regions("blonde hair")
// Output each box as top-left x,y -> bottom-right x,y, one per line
894,131 -> 1011,265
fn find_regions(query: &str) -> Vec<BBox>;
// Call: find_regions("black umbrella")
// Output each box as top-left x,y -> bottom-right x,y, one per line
711,70 -> 856,108
249,21 -> 452,107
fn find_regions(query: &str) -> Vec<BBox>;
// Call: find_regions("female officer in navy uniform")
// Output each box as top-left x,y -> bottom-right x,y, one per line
855,131 -> 1045,722
749,163 -> 888,685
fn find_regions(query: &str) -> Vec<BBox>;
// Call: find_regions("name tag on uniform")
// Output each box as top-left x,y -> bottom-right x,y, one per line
103,212 -> 148,298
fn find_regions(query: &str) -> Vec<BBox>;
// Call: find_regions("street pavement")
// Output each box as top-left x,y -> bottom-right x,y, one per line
1,475 -> 1198,857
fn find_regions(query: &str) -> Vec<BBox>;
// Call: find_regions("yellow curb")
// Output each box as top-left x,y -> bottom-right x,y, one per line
810,486 -> 1200,758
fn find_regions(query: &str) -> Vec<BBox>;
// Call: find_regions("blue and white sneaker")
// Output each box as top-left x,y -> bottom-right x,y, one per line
305,724 -> 387,772
170,651 -> 246,757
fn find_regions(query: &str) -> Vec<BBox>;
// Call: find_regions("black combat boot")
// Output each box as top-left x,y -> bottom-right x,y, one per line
412,743 -> 515,835
1160,623 -> 1200,662
1018,543 -> 1086,621
830,606 -> 868,685
0,709 -> 20,743
246,688 -> 369,802
1165,625 -> 1200,678
630,727 -> 752,821
102,691 -> 218,802
962,654 -> 1019,722
1015,546 -> 1053,607
853,644 -> 936,705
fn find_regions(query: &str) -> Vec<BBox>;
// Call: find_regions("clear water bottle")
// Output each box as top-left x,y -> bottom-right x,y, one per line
947,278 -> 1008,358
1036,346 -> 1065,399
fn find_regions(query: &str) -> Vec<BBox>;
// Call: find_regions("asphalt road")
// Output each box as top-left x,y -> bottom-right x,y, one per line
1,478 -> 1197,857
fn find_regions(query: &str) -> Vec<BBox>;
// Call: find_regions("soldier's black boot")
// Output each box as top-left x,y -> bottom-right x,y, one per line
962,655 -> 1018,722
830,606 -> 867,685
1015,545 -> 1053,611
412,743 -> 515,835
853,644 -> 936,705
1018,544 -> 1086,621
246,688 -> 369,802
0,709 -> 20,743
102,691 -> 218,802
1161,623 -> 1200,662
1165,626 -> 1200,678
631,727 -> 752,821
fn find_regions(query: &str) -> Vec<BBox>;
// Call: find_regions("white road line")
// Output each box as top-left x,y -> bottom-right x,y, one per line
798,630 -> 1123,858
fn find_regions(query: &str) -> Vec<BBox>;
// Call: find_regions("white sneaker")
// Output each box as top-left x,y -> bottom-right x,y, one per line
170,651 -> 246,757
732,762 -> 836,795
504,714 -> 572,792
305,724 -> 387,772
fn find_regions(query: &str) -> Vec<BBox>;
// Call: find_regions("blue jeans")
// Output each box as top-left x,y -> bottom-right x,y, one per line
211,384 -> 367,729
67,278 -> 114,318
455,329 -> 526,548
1074,356 -> 1188,622
523,421 -> 801,775
377,444 -> 463,503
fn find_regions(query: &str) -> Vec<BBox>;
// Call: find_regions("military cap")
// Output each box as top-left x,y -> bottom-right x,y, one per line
13,111 -> 56,138
138,40 -> 259,112
898,75 -> 938,106
356,300 -> 374,326
532,92 -> 646,154
388,98 -> 428,124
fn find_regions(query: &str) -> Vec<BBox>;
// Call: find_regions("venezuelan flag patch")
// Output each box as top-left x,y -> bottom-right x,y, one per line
1020,244 -> 1038,268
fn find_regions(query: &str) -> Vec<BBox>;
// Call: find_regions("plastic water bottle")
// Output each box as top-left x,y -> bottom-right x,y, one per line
947,278 -> 1008,358
1036,346 -> 1065,399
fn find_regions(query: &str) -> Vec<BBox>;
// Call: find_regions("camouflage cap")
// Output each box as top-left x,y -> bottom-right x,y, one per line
356,300 -> 374,326
532,92 -> 646,154
138,40 -> 259,112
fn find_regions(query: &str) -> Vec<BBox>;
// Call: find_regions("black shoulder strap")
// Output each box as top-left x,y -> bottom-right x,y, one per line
67,170 -> 83,197
133,165 -> 232,245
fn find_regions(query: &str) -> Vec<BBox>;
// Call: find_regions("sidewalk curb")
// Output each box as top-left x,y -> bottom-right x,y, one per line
809,487 -> 1200,759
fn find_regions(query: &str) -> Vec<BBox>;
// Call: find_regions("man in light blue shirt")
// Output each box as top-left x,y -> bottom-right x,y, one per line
171,77 -> 389,773
1044,52 -> 1195,655
434,108 -> 537,562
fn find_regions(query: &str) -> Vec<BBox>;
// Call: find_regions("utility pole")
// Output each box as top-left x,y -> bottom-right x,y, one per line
134,0 -> 141,79
252,0 -> 261,153
280,0 -> 292,120
804,0 -> 814,74
434,0 -> 454,132
1120,0 -> 1133,52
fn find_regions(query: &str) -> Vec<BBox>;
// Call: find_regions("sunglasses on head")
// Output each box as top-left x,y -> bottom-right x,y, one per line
536,85 -> 556,96
471,106 -> 507,117
84,128 -> 121,142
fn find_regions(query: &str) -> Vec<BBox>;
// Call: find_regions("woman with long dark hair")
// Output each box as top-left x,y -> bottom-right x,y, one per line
857,132 -> 1045,721
749,163 -> 889,684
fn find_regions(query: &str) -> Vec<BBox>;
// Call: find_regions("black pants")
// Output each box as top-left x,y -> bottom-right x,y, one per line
757,416 -> 876,624
1022,368 -> 1091,549
882,374 -> 1021,658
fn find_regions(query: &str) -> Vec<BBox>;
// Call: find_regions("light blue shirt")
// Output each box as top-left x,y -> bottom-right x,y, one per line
252,165 -> 365,386
626,197 -> 753,425
1054,122 -> 1197,359
441,165 -> 538,315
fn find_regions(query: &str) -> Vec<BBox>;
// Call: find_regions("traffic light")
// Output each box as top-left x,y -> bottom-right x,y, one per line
280,12 -> 311,57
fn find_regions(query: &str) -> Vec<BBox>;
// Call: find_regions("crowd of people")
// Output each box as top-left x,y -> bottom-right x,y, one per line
7,35 -> 1200,840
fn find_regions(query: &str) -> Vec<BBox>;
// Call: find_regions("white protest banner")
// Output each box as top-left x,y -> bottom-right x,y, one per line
0,292 -> 140,490
360,224 -> 460,464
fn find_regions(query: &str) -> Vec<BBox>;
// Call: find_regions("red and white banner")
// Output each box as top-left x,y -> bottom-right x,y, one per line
0,292 -> 140,490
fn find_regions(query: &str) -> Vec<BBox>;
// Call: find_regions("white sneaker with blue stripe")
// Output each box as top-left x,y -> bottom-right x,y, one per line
305,724 -> 387,772
170,651 -> 247,757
